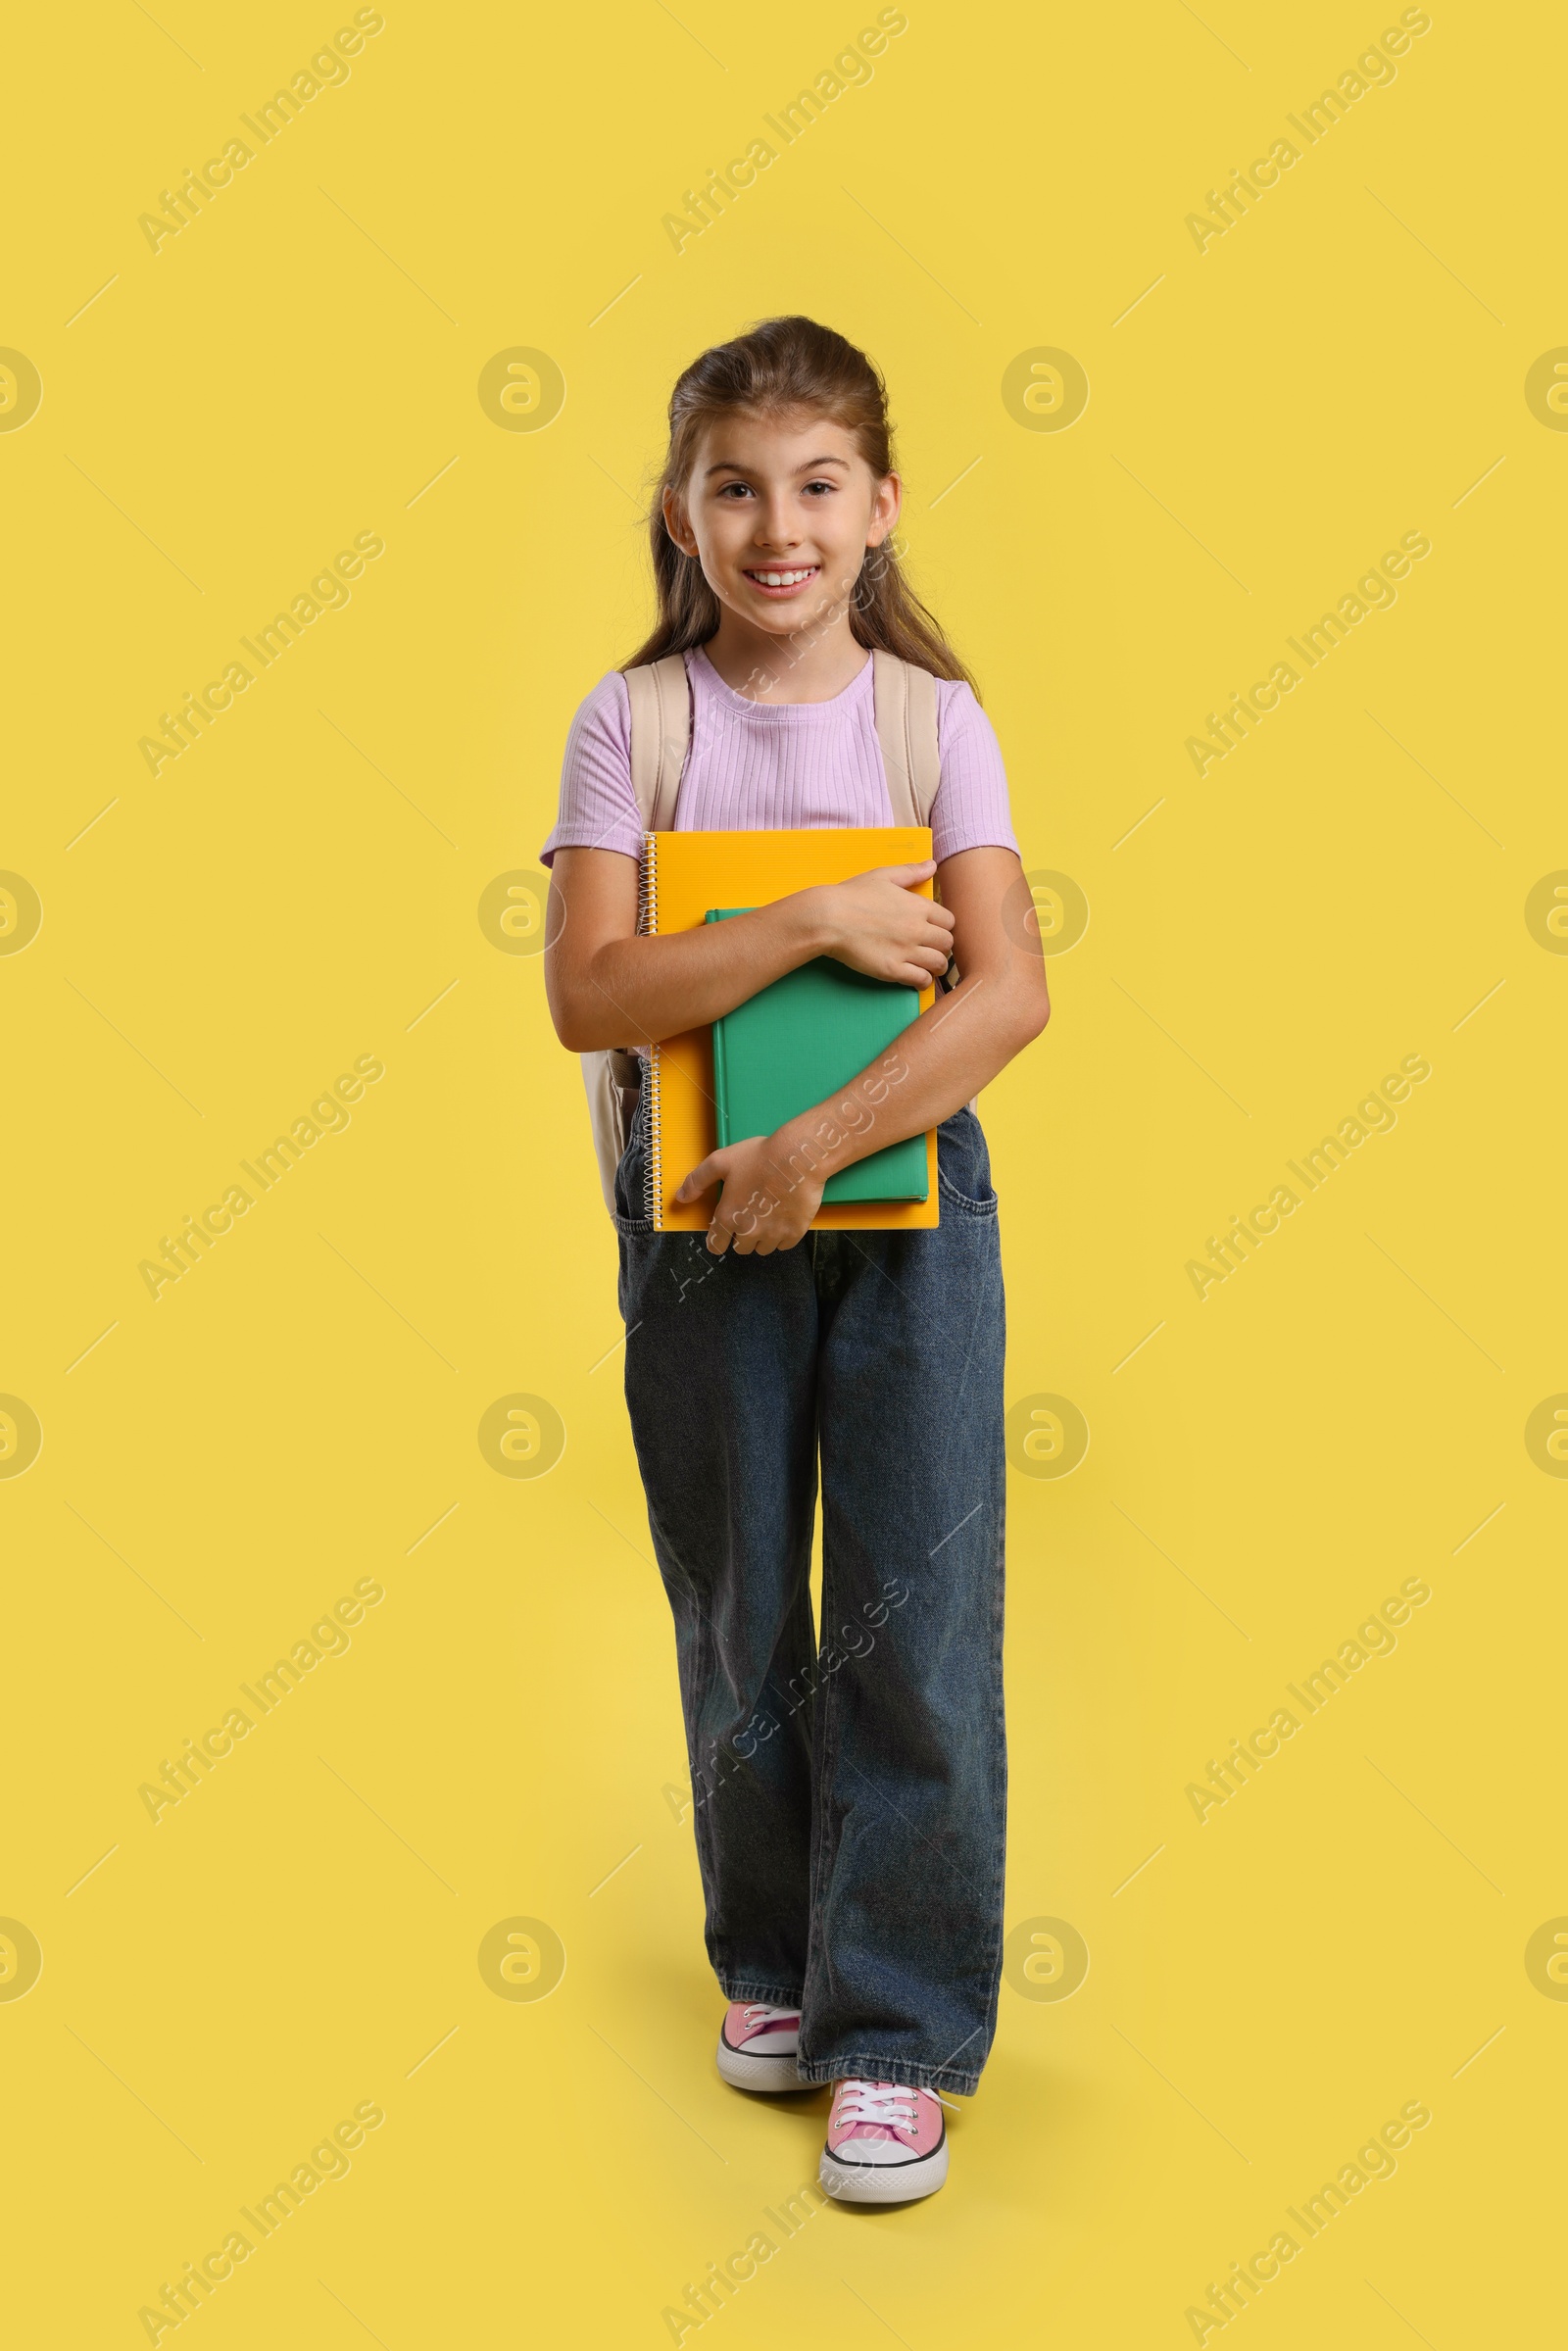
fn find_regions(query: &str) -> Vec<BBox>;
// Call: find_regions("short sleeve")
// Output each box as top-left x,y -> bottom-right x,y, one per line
539,670 -> 642,866
929,681 -> 1020,863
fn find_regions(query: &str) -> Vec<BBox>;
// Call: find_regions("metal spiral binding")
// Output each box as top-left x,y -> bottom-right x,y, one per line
636,829 -> 657,937
638,832 -> 662,1227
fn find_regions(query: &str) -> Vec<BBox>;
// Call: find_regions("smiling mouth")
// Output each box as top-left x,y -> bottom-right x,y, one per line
742,564 -> 821,593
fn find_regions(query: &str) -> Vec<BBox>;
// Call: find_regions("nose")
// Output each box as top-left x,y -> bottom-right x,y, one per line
753,494 -> 802,550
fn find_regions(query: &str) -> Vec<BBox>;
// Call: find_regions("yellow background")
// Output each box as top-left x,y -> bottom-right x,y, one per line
5,1 -> 1563,2342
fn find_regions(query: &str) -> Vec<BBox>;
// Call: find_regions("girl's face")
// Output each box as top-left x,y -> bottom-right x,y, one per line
664,411 -> 900,636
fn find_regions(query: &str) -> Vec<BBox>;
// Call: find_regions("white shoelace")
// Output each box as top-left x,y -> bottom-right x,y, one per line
833,2081 -> 918,2132
742,2002 -> 799,2026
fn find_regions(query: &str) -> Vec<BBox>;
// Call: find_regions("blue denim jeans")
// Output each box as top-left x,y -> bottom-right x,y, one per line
614,1085 -> 1007,2096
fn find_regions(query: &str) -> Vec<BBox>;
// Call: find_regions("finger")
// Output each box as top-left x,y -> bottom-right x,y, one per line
863,859 -> 938,887
884,942 -> 948,974
924,904 -> 957,934
717,1186 -> 769,1254
676,1151 -> 727,1202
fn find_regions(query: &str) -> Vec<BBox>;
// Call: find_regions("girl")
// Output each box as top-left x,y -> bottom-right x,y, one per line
543,317 -> 1050,2204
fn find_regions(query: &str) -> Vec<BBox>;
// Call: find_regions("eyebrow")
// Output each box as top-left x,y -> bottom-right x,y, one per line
703,455 -> 852,477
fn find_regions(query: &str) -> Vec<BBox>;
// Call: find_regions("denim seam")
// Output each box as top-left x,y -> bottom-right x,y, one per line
673,1549 -> 725,1982
804,1665 -> 835,2001
794,2054 -> 980,2095
802,1360 -> 832,2014
976,1498 -> 1009,2067
720,1978 -> 807,2006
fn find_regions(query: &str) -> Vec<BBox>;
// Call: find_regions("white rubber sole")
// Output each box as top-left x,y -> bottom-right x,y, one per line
715,2034 -> 804,2093
819,2138 -> 949,2204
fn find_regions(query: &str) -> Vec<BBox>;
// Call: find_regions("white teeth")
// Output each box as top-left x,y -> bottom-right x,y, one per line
750,567 -> 816,586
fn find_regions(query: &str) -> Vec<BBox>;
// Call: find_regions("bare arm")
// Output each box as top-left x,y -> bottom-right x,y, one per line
675,848 -> 1050,1252
543,846 -> 956,1053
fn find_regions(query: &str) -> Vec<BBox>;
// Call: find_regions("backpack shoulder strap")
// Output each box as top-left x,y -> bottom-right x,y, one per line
872,650 -> 942,830
624,654 -> 692,831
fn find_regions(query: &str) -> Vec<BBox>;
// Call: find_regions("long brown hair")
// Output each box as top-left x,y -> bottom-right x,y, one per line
623,316 -> 978,695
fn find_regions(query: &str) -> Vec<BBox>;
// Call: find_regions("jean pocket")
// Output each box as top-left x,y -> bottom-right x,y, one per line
936,1107 -> 999,1216
612,1082 -> 655,1235
612,1182 -> 655,1237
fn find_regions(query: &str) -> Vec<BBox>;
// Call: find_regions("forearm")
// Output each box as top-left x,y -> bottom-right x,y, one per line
550,894 -> 826,1052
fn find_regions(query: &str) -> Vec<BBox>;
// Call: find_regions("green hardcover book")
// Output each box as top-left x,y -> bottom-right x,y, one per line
706,908 -> 929,1201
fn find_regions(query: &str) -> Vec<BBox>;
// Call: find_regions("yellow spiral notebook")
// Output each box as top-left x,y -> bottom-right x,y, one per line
640,829 -> 940,1233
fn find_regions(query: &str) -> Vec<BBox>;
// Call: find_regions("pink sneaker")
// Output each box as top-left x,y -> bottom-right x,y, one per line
820,2079 -> 949,2203
715,2002 -> 802,2092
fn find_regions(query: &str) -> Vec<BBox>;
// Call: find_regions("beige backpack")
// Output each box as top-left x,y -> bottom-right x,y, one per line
581,648 -> 943,1215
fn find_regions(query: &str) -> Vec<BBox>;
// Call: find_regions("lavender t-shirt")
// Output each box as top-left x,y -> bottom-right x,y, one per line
540,644 -> 1018,866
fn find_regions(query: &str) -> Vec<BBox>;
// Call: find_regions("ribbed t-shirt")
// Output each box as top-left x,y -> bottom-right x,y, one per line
540,644 -> 1018,866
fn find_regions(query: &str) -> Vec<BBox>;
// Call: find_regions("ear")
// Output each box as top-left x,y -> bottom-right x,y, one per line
865,470 -> 903,548
662,485 -> 699,558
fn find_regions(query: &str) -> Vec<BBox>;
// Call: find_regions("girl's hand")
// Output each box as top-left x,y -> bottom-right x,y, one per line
802,861 -> 956,990
676,1132 -> 824,1255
